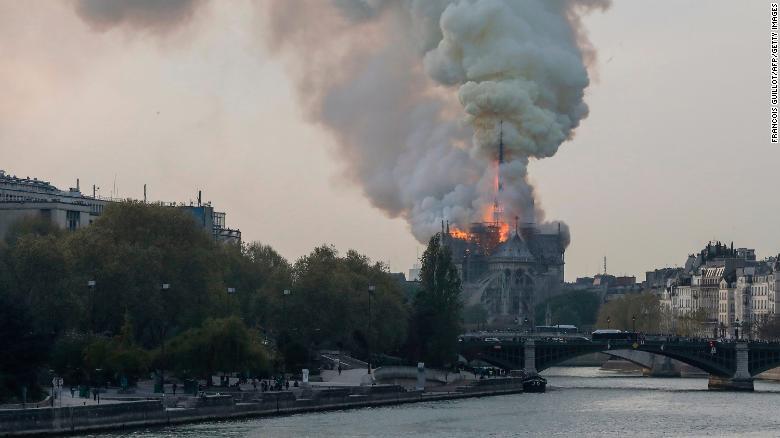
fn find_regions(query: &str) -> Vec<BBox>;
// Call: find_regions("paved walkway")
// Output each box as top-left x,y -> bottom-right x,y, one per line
316,368 -> 371,386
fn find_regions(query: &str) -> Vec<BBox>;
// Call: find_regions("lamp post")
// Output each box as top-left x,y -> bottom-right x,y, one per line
367,285 -> 375,374
158,283 -> 170,394
94,369 -> 102,404
49,370 -> 55,408
282,289 -> 291,373
87,280 -> 96,332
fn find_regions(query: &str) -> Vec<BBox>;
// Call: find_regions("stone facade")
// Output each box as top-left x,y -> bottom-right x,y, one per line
0,170 -> 240,244
444,223 -> 565,328
658,241 -> 780,338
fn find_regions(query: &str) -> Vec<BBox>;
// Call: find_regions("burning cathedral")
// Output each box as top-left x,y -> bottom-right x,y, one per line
442,126 -> 566,329
443,215 -> 566,329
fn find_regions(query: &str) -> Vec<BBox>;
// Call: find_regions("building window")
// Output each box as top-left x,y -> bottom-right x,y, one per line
66,210 -> 79,231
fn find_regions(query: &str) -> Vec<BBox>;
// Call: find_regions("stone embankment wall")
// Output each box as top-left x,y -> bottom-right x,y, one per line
373,366 -> 465,384
0,382 -> 525,437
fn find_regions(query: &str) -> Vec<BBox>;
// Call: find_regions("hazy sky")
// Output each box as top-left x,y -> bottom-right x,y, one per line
2,1 -> 777,281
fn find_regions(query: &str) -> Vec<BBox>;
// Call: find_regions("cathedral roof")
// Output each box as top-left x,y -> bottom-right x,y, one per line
491,233 -> 535,263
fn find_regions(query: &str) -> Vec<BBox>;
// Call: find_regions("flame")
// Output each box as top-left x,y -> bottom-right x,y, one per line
448,163 -> 512,244
497,221 -> 509,241
449,228 -> 471,240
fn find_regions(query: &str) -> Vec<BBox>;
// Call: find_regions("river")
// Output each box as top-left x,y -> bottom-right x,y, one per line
94,368 -> 780,438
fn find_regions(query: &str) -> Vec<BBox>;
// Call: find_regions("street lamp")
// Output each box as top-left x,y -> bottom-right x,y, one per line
282,289 -> 291,373
94,368 -> 102,404
49,370 -> 55,408
367,285 -> 375,374
87,280 -> 96,332
158,283 -> 170,394
282,289 -> 291,320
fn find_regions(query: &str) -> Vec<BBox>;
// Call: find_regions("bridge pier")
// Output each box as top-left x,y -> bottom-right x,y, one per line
708,343 -> 754,391
644,355 -> 680,378
524,339 -> 537,375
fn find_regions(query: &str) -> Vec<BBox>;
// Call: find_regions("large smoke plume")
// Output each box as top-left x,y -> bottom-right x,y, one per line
264,0 -> 607,245
69,0 -> 606,246
74,0 -> 204,33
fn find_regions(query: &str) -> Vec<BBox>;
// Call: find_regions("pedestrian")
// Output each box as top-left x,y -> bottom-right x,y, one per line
92,387 -> 98,401
172,382 -> 177,395
70,387 -> 76,398
338,364 -> 342,375
285,380 -> 290,390
252,380 -> 257,391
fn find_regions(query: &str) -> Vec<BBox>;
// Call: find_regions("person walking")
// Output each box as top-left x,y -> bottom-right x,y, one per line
172,382 -> 177,395
338,364 -> 342,375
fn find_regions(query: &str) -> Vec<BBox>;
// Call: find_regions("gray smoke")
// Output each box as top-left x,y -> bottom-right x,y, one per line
263,0 -> 607,244
74,0 -> 204,33
261,0 -> 606,244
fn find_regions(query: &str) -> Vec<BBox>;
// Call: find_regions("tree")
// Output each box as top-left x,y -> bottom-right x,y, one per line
1,201 -> 415,382
407,233 -> 462,367
756,315 -> 780,341
0,285 -> 50,402
462,304 -> 488,329
535,291 -> 600,327
595,292 -> 663,333
165,316 -> 272,382
218,242 -> 292,331
277,246 -> 408,369
61,201 -> 227,346
84,315 -> 150,385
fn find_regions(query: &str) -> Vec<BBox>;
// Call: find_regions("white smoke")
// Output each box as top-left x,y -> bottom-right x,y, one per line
264,0 -> 608,243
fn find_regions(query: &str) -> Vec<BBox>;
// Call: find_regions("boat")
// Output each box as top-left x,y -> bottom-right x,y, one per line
509,369 -> 547,393
521,374 -> 547,393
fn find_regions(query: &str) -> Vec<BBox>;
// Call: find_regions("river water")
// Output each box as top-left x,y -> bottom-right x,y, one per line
95,368 -> 780,438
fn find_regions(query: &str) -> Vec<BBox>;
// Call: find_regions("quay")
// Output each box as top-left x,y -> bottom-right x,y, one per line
0,377 -> 525,437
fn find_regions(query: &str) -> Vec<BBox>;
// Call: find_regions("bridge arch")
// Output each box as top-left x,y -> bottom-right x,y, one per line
458,339 -> 740,377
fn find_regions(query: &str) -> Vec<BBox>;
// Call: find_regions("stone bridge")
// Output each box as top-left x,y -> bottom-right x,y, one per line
603,349 -> 679,377
458,336 -> 780,391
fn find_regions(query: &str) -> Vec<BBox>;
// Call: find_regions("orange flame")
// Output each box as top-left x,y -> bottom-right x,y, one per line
449,228 -> 471,240
447,163 -> 512,244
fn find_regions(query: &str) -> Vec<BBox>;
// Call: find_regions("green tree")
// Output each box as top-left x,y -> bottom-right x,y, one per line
62,201 -> 226,346
0,286 -> 50,402
278,246 -> 408,369
218,242 -> 292,332
596,292 -> 663,332
165,316 -> 272,382
535,291 -> 600,327
50,332 -> 92,385
462,304 -> 488,329
407,233 -> 462,367
86,314 -> 150,385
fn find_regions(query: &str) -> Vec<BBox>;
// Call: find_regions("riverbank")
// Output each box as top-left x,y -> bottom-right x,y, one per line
0,379 -> 525,437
